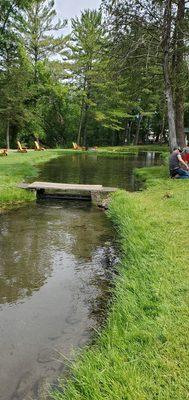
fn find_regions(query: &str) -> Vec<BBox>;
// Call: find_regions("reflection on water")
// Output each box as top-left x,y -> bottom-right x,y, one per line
0,202 -> 116,400
37,151 -> 162,190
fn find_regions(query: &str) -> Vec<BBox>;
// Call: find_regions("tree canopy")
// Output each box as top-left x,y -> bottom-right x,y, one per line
0,0 -> 189,149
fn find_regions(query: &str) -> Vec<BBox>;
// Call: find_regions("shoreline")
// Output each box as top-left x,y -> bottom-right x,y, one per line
52,153 -> 189,400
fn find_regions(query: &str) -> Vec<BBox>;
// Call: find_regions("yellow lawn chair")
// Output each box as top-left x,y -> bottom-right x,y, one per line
72,142 -> 78,150
34,141 -> 45,151
0,148 -> 8,156
72,142 -> 86,150
17,141 -> 27,153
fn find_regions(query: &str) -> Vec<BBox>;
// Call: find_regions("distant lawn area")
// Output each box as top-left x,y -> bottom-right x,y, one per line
52,158 -> 189,400
0,149 -> 64,211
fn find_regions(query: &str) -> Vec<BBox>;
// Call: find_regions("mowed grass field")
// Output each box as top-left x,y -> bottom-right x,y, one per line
52,162 -> 189,400
0,149 -> 64,210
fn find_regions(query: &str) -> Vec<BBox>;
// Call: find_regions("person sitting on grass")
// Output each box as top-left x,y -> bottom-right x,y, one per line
169,146 -> 189,179
182,147 -> 189,165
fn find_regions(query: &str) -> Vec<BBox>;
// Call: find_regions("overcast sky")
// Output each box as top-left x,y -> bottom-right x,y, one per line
55,0 -> 101,20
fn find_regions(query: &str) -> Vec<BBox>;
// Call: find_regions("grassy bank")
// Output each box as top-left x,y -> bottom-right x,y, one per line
0,150 -> 64,211
52,163 -> 189,399
98,144 -> 169,153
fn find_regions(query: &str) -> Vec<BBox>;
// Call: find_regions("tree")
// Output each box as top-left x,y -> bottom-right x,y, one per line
103,0 -> 189,149
24,0 -> 67,81
162,0 -> 177,149
65,10 -> 106,146
0,0 -> 34,148
0,46 -> 33,148
102,0 -> 165,145
173,0 -> 186,147
16,0 -> 69,144
0,0 -> 69,148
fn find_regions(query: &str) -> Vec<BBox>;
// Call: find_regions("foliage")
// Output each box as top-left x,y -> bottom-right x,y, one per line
0,0 -> 69,148
102,0 -> 189,147
1,1 -> 189,148
24,0 -> 68,80
63,9 -> 107,145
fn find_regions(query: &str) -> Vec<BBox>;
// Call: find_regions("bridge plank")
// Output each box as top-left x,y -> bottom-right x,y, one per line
27,181 -> 103,191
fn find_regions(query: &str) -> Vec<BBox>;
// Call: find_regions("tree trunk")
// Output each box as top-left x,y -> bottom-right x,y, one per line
82,103 -> 89,146
6,119 -> 10,149
133,115 -> 142,145
34,49 -> 38,83
111,131 -> 115,146
33,2 -> 40,83
128,121 -> 132,144
156,111 -> 166,143
174,0 -> 185,147
77,99 -> 85,145
124,121 -> 132,144
124,122 -> 128,144
162,0 -> 177,150
77,77 -> 87,145
175,93 -> 185,147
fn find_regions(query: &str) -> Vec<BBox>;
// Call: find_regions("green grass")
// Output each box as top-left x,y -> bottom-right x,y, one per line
98,144 -> 169,154
0,150 -> 64,211
51,160 -> 189,400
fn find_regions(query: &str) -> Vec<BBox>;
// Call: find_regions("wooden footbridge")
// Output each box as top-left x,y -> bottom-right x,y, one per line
21,181 -> 118,208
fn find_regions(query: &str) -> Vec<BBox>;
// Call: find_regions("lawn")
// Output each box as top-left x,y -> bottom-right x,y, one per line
0,150 -> 63,211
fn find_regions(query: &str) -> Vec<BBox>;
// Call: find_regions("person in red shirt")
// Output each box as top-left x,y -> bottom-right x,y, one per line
182,147 -> 189,164
169,147 -> 189,178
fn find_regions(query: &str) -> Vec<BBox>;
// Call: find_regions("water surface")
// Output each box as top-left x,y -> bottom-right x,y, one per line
37,151 -> 161,190
0,202 -> 116,400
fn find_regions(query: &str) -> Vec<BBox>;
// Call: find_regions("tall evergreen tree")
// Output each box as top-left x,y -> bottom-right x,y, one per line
25,0 -> 67,81
0,0 -> 34,147
65,10 -> 106,146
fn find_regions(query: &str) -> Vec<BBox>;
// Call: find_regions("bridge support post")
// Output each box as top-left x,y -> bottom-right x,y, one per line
36,189 -> 45,200
91,188 -> 117,209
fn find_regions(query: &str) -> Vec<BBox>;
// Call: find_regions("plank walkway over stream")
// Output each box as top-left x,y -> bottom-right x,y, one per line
22,181 -> 118,207
28,182 -> 103,191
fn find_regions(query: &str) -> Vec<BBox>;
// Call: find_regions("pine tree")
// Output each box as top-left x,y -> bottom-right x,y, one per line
0,45 -> 32,148
0,0 -> 34,147
65,10 -> 106,146
25,0 -> 67,81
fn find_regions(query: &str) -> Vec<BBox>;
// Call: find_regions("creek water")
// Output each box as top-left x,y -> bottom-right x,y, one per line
0,152 -> 161,400
37,151 -> 161,190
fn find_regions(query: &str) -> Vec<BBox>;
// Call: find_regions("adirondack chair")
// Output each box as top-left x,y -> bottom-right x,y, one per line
72,142 -> 79,150
34,141 -> 45,151
0,148 -> 8,156
72,142 -> 86,150
17,141 -> 27,153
